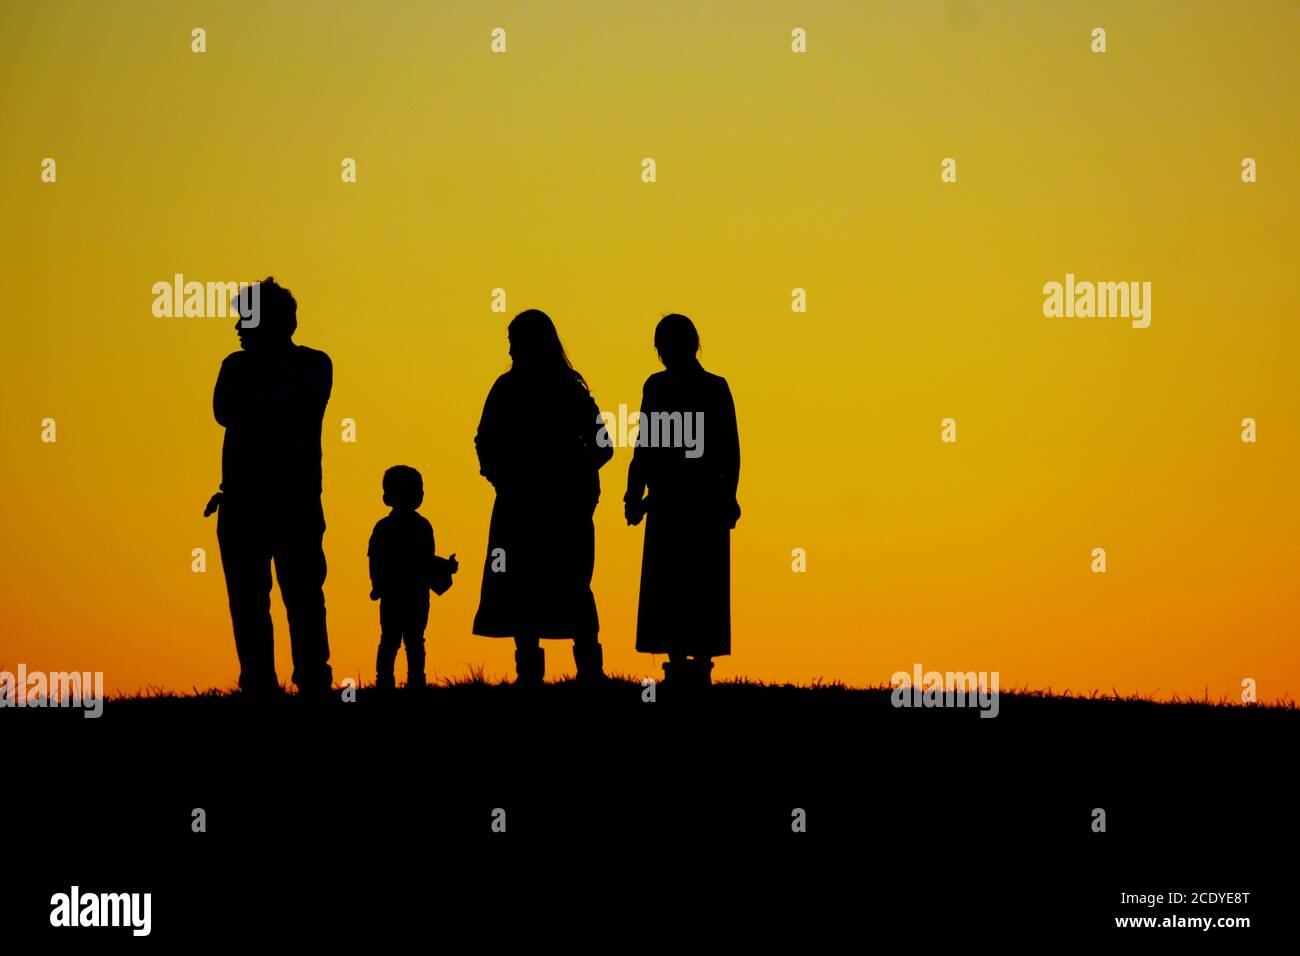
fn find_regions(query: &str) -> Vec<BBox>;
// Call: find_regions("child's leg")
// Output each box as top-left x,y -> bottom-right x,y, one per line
375,600 -> 402,689
403,600 -> 429,688
404,630 -> 426,688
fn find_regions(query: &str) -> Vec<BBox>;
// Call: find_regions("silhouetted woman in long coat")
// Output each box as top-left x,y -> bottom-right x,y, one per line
624,314 -> 740,689
473,310 -> 613,684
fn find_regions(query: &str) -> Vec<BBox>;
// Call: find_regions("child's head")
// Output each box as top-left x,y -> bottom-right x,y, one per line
382,465 -> 424,511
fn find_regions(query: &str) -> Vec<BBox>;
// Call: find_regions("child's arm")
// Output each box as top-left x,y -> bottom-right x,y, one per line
429,545 -> 458,596
367,527 -> 383,600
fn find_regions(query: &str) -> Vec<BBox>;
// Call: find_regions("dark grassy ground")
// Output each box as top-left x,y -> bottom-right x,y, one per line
98,671 -> 1298,713
7,676 -> 1294,939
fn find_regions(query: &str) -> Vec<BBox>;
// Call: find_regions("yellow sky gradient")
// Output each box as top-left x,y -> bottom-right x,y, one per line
1,1 -> 1297,700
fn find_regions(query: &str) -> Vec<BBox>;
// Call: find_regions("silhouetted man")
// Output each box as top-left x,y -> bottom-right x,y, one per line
208,277 -> 333,697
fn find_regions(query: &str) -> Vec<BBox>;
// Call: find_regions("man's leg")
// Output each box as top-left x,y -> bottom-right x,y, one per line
216,499 -> 278,692
275,497 -> 332,694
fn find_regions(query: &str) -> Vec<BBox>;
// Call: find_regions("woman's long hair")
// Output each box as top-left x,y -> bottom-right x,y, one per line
508,309 -> 589,391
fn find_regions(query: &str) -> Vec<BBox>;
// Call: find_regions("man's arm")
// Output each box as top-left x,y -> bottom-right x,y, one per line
213,354 -> 244,427
318,351 -> 333,409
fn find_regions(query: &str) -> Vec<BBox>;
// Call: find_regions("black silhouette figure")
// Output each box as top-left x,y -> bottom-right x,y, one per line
368,465 -> 458,690
472,309 -> 614,685
206,278 -> 334,697
625,314 -> 740,690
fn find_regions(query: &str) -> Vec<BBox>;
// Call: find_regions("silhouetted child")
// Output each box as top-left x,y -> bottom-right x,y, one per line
368,465 -> 458,689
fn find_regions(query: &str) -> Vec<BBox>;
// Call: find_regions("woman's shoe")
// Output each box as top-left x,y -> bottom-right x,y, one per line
514,646 -> 545,687
691,659 -> 715,689
573,642 -> 607,684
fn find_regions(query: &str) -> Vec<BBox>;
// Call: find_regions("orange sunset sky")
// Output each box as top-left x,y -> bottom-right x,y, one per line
1,1 -> 1297,700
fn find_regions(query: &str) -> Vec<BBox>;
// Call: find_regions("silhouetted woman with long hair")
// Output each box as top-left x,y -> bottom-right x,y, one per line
473,309 -> 614,684
625,314 -> 740,690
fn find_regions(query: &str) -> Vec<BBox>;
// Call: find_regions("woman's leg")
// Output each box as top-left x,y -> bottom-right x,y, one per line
572,629 -> 605,682
663,653 -> 712,690
661,651 -> 688,686
514,634 -> 545,686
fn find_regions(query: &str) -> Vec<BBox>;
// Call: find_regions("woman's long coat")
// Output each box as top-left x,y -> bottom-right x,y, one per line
627,362 -> 740,657
472,369 -> 613,639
